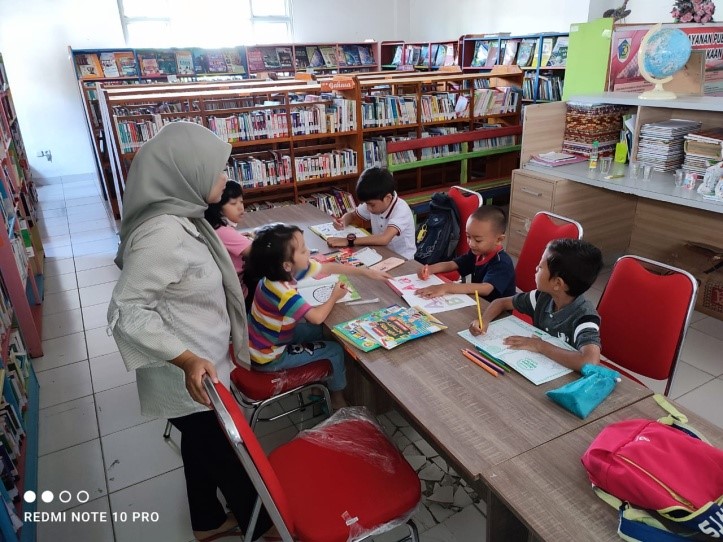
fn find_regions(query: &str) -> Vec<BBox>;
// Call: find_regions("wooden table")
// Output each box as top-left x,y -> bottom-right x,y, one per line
486,396 -> 723,542
241,204 -> 655,539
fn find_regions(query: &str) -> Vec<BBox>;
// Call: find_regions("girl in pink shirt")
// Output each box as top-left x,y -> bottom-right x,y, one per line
205,181 -> 252,297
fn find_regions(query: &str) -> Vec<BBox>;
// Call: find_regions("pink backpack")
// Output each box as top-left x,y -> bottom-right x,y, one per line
581,395 -> 723,541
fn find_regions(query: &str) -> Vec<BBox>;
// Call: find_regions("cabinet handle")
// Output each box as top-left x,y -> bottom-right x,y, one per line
521,187 -> 543,197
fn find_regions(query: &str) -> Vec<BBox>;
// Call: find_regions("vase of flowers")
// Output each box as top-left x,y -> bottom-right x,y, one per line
672,0 -> 716,23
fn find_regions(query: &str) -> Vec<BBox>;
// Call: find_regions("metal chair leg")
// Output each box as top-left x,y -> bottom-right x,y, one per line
163,420 -> 172,439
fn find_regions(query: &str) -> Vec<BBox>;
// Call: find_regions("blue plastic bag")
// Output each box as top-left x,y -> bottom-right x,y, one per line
546,364 -> 621,419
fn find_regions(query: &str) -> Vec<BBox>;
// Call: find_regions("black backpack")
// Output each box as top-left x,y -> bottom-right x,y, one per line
414,192 -> 461,265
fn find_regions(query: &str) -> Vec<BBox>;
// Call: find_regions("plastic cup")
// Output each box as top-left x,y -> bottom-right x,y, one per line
629,161 -> 641,180
674,169 -> 684,187
599,157 -> 612,176
642,164 -> 653,181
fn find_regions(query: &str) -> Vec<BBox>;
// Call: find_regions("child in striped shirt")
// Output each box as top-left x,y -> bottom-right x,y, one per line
245,223 -> 390,410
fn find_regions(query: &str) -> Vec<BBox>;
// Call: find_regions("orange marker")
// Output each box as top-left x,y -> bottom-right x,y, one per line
461,349 -> 498,377
421,265 -> 429,280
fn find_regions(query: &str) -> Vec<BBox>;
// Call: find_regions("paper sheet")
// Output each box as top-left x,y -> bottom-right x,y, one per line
388,274 -> 477,314
309,222 -> 369,240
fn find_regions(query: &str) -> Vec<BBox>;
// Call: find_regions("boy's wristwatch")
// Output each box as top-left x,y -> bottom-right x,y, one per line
346,233 -> 356,247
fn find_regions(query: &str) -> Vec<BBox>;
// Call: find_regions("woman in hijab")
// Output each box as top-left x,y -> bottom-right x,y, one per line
107,122 -> 272,542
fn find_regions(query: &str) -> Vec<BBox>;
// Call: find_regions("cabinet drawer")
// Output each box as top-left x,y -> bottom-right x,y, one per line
505,214 -> 531,257
510,173 -> 554,218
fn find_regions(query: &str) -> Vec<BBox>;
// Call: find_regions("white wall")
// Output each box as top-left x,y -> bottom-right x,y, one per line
0,0 -> 125,179
0,0 -> 675,179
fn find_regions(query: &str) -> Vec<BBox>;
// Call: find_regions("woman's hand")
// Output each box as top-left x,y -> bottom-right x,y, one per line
172,351 -> 218,406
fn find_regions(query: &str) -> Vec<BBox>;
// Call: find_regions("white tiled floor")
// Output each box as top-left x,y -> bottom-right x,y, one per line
33,175 -> 723,542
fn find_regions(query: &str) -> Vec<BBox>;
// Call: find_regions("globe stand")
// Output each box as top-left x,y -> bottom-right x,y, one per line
639,79 -> 677,101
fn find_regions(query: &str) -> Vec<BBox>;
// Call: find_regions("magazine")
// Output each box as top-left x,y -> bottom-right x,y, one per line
458,315 -> 574,385
309,222 -> 369,240
332,305 -> 407,352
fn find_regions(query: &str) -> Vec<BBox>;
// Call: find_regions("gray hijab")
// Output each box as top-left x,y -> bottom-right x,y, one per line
115,121 -> 251,367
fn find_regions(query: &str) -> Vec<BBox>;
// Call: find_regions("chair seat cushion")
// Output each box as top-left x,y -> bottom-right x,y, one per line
512,308 -> 533,325
269,418 -> 421,542
231,361 -> 332,401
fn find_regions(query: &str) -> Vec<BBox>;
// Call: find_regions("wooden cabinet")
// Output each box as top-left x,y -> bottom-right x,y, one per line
507,169 -> 636,261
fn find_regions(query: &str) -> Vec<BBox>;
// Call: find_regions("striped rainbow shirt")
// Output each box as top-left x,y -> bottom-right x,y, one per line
248,259 -> 321,364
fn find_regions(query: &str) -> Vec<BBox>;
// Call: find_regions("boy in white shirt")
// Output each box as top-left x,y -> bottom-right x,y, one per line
327,167 -> 416,260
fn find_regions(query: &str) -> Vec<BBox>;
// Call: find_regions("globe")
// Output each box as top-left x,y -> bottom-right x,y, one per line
638,24 -> 692,100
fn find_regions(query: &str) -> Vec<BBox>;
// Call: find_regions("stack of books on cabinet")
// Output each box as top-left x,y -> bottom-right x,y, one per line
0,53 -> 43,359
461,32 -> 567,103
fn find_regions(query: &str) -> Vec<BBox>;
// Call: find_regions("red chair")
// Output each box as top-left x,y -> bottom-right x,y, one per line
203,376 -> 421,542
163,348 -> 333,438
597,255 -> 697,396
515,211 -> 584,293
439,186 -> 485,282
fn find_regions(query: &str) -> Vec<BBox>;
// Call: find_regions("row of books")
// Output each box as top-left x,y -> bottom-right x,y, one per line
536,75 -> 565,102
227,153 -> 293,190
470,36 -> 568,68
208,111 -> 289,142
390,44 -> 456,67
0,329 -> 33,533
294,148 -> 358,181
247,44 -> 375,72
683,128 -> 723,176
299,189 -> 357,216
9,236 -> 28,288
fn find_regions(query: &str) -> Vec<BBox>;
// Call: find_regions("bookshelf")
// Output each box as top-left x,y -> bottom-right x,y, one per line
0,54 -> 43,359
358,67 -> 524,204
379,41 -> 405,70
70,46 -> 252,219
461,32 -> 568,104
99,80 -> 362,215
378,40 -> 458,71
245,42 -> 378,77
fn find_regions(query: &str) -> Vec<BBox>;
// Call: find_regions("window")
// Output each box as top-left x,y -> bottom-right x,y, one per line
118,0 -> 293,47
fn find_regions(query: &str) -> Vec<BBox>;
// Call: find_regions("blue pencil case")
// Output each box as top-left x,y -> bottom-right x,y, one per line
546,364 -> 621,419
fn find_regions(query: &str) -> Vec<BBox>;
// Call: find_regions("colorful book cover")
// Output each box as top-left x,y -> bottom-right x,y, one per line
471,41 -> 489,67
115,52 -> 138,76
261,48 -> 281,69
343,45 -> 362,66
307,46 -> 325,68
296,274 -> 360,306
156,51 -> 178,75
547,36 -> 568,67
175,50 -> 195,75
502,40 -> 520,65
223,48 -> 246,74
206,51 -> 228,73
294,47 -> 310,69
99,52 -> 120,78
319,46 -> 338,67
138,52 -> 161,77
485,43 -> 500,68
391,45 -> 403,66
247,49 -> 266,72
76,53 -> 103,78
276,47 -> 294,68
516,39 -> 536,67
192,49 -> 209,73
332,305 -> 407,352
358,45 -> 375,65
539,37 -> 555,68
357,306 -> 447,350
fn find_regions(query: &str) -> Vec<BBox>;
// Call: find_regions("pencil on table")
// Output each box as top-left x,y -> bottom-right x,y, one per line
474,291 -> 483,329
461,349 -> 498,377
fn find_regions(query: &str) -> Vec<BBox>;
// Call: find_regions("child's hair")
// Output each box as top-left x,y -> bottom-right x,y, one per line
356,167 -> 396,202
545,239 -> 603,297
470,205 -> 507,234
243,223 -> 303,306
204,180 -> 243,229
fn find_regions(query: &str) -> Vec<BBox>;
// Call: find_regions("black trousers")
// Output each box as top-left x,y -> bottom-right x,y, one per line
169,410 -> 272,537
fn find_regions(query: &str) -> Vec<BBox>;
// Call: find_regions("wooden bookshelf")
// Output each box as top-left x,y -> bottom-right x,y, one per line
357,67 -> 524,201
0,53 -> 43,359
402,40 -> 458,71
461,32 -> 568,104
99,80 -> 362,215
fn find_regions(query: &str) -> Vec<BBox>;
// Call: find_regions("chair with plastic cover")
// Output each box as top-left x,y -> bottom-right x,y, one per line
204,376 -> 422,542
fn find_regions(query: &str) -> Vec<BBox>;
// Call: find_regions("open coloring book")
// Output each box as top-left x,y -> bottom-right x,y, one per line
458,315 -> 574,385
296,274 -> 360,306
309,223 -> 369,241
387,274 -> 477,314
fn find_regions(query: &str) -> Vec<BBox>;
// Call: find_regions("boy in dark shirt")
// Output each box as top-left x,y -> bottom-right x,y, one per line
471,238 -> 604,371
416,205 -> 516,302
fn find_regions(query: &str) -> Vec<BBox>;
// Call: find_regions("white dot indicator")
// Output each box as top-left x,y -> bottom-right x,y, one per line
41,491 -> 54,503
23,491 -> 36,503
77,490 -> 90,503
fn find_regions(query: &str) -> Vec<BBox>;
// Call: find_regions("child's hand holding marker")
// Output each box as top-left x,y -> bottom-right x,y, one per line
332,215 -> 345,230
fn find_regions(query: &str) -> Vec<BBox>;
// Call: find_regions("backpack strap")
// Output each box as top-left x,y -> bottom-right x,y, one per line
653,394 -> 711,445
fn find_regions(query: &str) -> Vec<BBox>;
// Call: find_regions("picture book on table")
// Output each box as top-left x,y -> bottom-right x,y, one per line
458,315 -> 574,385
175,51 -> 195,75
332,305 -> 446,352
309,222 -> 369,241
387,274 -> 477,315
296,274 -> 360,306
99,52 -> 120,78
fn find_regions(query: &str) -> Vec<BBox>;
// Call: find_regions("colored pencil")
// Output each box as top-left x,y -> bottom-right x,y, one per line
461,349 -> 498,377
463,348 -> 504,376
473,346 -> 511,372
474,291 -> 483,329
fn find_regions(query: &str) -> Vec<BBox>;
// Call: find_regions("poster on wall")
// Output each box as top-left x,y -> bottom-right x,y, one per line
608,23 -> 723,95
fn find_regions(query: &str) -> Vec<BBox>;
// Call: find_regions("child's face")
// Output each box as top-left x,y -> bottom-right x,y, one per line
535,249 -> 566,294
287,231 -> 310,275
364,194 -> 393,215
207,172 -> 228,204
466,218 -> 504,257
222,196 -> 245,224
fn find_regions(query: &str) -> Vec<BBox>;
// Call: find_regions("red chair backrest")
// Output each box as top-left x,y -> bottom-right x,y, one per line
211,381 -> 296,535
597,257 -> 695,385
516,213 -> 582,292
448,186 -> 482,257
